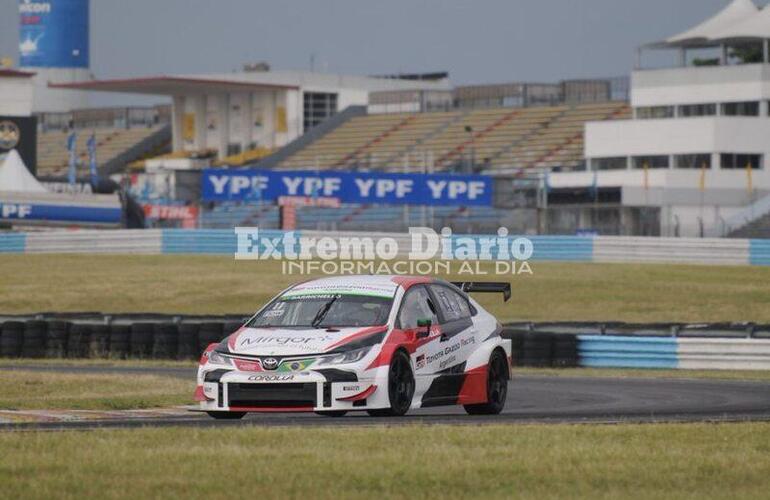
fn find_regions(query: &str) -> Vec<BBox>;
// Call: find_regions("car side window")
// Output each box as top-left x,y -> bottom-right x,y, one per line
398,286 -> 438,329
430,285 -> 471,322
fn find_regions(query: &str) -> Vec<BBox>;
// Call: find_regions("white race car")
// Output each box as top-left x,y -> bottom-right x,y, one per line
195,275 -> 511,418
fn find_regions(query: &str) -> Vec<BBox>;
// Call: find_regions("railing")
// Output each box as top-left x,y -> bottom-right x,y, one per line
1,229 -> 770,266
705,192 -> 770,237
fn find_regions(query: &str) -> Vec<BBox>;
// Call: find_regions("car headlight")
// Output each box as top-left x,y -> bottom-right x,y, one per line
207,350 -> 233,367
317,346 -> 372,366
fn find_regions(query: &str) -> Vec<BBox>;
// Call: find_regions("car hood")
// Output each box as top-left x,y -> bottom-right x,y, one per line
225,326 -> 386,357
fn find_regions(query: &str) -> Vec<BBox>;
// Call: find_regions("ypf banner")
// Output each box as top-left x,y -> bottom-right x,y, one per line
201,169 -> 493,206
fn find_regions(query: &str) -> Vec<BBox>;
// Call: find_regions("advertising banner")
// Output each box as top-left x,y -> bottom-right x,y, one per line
201,169 -> 493,206
19,0 -> 90,68
0,115 -> 37,175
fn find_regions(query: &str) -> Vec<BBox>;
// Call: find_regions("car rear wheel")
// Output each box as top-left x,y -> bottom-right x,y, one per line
315,411 -> 348,417
206,411 -> 247,420
367,350 -> 414,417
464,349 -> 508,415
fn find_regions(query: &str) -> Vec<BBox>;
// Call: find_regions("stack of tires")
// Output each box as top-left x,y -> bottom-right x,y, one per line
67,323 -> 91,358
152,323 -> 179,359
109,323 -> 131,359
198,322 -> 224,353
46,321 -> 69,358
21,321 -> 47,358
178,322 -> 201,360
503,327 -> 579,368
0,321 -> 24,358
130,323 -> 156,358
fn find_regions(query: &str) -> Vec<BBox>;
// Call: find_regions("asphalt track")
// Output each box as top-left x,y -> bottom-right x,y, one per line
2,364 -> 770,431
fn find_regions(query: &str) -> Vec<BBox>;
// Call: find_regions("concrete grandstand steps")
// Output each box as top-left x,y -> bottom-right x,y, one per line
334,114 -> 417,168
273,101 -> 630,174
36,126 -> 167,177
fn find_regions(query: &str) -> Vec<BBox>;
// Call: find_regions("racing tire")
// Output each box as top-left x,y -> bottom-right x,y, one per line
464,349 -> 509,415
314,411 -> 348,417
206,411 -> 246,420
366,350 -> 414,417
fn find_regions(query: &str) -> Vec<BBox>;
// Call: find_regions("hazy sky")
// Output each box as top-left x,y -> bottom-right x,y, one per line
0,0 -> 747,88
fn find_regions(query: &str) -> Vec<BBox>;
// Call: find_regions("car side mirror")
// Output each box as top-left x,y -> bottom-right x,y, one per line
416,318 -> 432,338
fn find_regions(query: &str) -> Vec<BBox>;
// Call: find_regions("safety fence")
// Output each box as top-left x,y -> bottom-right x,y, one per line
1,315 -> 769,370
1,229 -> 770,265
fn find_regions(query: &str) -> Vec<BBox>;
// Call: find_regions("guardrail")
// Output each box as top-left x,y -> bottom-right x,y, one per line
1,229 -> 770,266
1,316 -> 768,370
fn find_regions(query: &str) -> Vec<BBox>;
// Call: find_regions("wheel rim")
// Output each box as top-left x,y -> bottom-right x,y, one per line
389,355 -> 414,412
488,354 -> 508,406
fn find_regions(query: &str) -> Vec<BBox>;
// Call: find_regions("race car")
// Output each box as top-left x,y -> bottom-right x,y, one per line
194,275 -> 511,419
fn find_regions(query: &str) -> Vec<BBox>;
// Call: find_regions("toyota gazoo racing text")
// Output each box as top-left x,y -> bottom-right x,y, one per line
195,275 -> 512,419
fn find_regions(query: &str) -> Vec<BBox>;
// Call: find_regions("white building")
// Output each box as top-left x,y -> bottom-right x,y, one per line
54,68 -> 451,162
559,0 -> 770,237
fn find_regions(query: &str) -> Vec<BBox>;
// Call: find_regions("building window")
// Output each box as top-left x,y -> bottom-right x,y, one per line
678,103 -> 716,117
303,92 -> 338,131
721,101 -> 759,116
635,106 -> 674,119
591,157 -> 627,170
720,153 -> 762,170
632,155 -> 669,169
675,154 -> 711,169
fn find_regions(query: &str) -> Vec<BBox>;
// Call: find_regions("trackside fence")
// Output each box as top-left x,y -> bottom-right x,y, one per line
1,229 -> 770,265
1,316 -> 769,370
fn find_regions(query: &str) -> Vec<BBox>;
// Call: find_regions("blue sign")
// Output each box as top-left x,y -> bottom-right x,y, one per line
0,201 -> 121,224
19,0 -> 89,68
201,169 -> 493,206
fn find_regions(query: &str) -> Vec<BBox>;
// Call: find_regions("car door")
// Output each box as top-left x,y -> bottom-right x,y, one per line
417,284 -> 479,407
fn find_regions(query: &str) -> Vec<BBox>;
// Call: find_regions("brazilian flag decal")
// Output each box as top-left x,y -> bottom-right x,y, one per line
278,358 -> 315,372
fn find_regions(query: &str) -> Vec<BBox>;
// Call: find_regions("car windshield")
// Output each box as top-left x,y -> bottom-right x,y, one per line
248,293 -> 393,328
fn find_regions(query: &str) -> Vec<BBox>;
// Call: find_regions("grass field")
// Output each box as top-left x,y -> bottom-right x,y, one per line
0,423 -> 768,499
0,370 -> 193,410
2,254 -> 770,322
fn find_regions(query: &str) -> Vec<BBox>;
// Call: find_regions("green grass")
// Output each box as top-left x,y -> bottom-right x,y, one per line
0,423 -> 768,499
2,254 -> 770,322
0,370 -> 194,411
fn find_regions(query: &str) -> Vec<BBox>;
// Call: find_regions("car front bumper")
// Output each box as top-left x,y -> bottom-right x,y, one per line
196,368 -> 382,413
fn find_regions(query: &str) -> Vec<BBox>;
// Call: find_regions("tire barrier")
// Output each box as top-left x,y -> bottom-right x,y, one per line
3,229 -> 770,267
21,320 -> 47,358
1,316 -> 770,369
0,321 -> 24,358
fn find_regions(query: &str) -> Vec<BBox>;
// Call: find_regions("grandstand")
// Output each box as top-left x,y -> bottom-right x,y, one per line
199,202 -> 517,234
273,102 -> 630,173
36,126 -> 169,177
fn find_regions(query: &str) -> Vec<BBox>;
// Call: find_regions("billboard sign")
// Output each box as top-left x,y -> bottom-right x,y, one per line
19,0 -> 89,68
0,115 -> 37,176
201,169 -> 493,206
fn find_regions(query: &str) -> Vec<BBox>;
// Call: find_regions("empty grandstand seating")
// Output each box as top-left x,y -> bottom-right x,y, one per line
36,125 -> 169,177
199,202 -> 513,233
274,102 -> 630,174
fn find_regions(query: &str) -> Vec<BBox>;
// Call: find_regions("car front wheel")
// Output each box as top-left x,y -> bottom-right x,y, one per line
464,349 -> 508,415
367,350 -> 414,417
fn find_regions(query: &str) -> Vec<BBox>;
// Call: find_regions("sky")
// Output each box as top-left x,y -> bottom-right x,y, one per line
0,0 -> 748,91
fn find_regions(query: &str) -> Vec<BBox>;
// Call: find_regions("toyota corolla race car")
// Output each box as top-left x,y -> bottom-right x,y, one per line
195,275 -> 511,419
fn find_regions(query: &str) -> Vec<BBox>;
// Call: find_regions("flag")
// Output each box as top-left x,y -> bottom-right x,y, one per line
642,161 -> 649,191
698,161 -> 707,192
589,170 -> 599,201
747,160 -> 754,194
67,132 -> 78,186
87,133 -> 98,186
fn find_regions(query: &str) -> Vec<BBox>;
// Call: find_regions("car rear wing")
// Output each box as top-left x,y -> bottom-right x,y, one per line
451,282 -> 511,302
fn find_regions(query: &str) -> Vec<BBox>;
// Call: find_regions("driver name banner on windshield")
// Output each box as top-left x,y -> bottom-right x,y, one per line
285,281 -> 397,299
